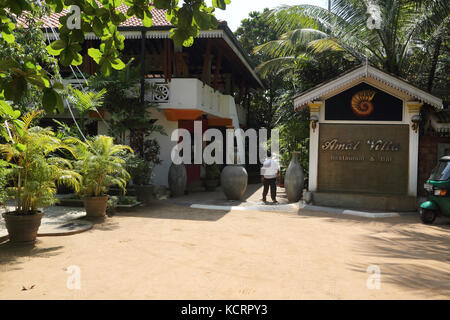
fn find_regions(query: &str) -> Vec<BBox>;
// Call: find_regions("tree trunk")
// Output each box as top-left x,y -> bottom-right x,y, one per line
268,78 -> 274,130
427,36 -> 443,93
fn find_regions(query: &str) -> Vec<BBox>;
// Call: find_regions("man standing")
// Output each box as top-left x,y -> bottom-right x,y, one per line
261,151 -> 280,204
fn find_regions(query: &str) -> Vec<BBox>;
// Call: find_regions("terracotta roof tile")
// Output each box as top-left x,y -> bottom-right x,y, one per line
16,3 -> 170,28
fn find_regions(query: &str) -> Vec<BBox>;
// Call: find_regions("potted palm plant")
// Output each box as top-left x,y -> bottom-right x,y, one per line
203,164 -> 221,191
0,110 -> 82,243
72,135 -> 132,217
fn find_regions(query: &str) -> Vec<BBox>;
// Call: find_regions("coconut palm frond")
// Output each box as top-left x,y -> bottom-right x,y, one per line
307,38 -> 345,53
256,56 -> 308,78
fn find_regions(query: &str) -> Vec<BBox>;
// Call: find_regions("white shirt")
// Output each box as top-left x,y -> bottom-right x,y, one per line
261,157 -> 280,179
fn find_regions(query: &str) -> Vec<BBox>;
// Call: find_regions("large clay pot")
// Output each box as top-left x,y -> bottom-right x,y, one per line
284,152 -> 304,203
2,211 -> 44,243
220,165 -> 248,200
168,163 -> 187,197
83,196 -> 108,217
134,185 -> 154,206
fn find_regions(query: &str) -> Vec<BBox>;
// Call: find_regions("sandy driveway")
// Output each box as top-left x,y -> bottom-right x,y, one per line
0,202 -> 449,299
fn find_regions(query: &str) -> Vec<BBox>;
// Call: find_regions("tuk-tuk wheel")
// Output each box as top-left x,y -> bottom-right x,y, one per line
420,208 -> 437,225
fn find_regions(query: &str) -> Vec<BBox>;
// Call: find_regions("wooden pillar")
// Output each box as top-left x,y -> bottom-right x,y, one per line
201,40 -> 212,86
237,81 -> 244,105
224,73 -> 232,95
168,39 -> 172,82
140,30 -> 146,103
163,38 -> 168,83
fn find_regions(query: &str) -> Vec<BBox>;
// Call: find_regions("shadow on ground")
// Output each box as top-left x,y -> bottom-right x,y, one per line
83,216 -> 120,232
296,208 -> 450,228
113,201 -> 229,222
0,241 -> 63,272
348,224 -> 450,297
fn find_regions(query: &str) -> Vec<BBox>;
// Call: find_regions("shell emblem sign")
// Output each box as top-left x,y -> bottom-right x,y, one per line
351,90 -> 376,117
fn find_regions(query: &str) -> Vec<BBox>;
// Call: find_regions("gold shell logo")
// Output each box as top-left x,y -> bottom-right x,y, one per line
351,90 -> 376,117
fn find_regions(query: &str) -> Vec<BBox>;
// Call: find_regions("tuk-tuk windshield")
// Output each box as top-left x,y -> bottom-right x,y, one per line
430,161 -> 450,181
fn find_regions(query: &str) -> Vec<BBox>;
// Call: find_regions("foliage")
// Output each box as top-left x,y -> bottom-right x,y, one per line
72,135 -> 133,198
118,196 -> 138,205
107,195 -> 138,212
0,0 -> 230,115
107,195 -> 118,212
235,9 -> 284,129
204,164 -> 221,180
0,3 -> 63,115
0,110 -> 82,214
89,63 -> 163,185
259,0 -> 450,90
68,87 -> 106,136
0,159 -> 9,207
276,112 -> 310,173
125,154 -> 156,186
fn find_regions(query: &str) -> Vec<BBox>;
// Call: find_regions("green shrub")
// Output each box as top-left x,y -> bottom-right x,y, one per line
0,111 -> 82,214
204,164 -> 221,180
0,159 -> 9,207
72,135 -> 133,198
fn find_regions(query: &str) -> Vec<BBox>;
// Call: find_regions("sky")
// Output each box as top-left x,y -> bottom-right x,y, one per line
210,0 -> 329,31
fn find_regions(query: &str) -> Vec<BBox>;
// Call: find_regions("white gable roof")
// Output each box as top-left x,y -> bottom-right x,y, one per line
294,65 -> 443,110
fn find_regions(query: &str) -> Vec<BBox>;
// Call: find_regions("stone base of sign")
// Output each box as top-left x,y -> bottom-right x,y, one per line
311,192 -> 417,212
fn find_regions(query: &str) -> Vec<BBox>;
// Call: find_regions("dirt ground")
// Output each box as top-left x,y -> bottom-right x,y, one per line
0,202 -> 449,299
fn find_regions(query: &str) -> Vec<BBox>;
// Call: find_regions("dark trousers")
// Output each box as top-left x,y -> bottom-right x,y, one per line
262,178 -> 277,201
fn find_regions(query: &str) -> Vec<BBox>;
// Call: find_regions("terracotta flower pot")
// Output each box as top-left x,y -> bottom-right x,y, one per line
83,196 -> 109,217
2,211 -> 44,243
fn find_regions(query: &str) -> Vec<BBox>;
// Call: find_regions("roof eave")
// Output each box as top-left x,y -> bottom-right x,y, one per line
42,24 -> 264,90
293,65 -> 443,110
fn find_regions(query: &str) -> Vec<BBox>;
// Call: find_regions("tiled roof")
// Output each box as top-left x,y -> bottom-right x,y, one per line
16,3 -> 171,28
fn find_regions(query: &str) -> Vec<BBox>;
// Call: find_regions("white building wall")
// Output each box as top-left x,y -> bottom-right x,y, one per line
148,108 -> 178,187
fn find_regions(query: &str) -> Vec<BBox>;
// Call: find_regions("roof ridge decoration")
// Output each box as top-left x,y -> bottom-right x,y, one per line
294,65 -> 443,110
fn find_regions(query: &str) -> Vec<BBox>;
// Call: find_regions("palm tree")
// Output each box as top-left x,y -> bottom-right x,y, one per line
256,0 -> 450,87
0,110 -> 82,214
71,135 -> 133,197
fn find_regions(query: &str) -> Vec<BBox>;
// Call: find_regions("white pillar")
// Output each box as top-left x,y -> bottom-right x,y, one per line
308,101 -> 323,192
407,101 -> 423,197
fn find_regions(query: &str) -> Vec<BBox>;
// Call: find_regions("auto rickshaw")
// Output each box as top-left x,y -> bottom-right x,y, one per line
420,156 -> 450,224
